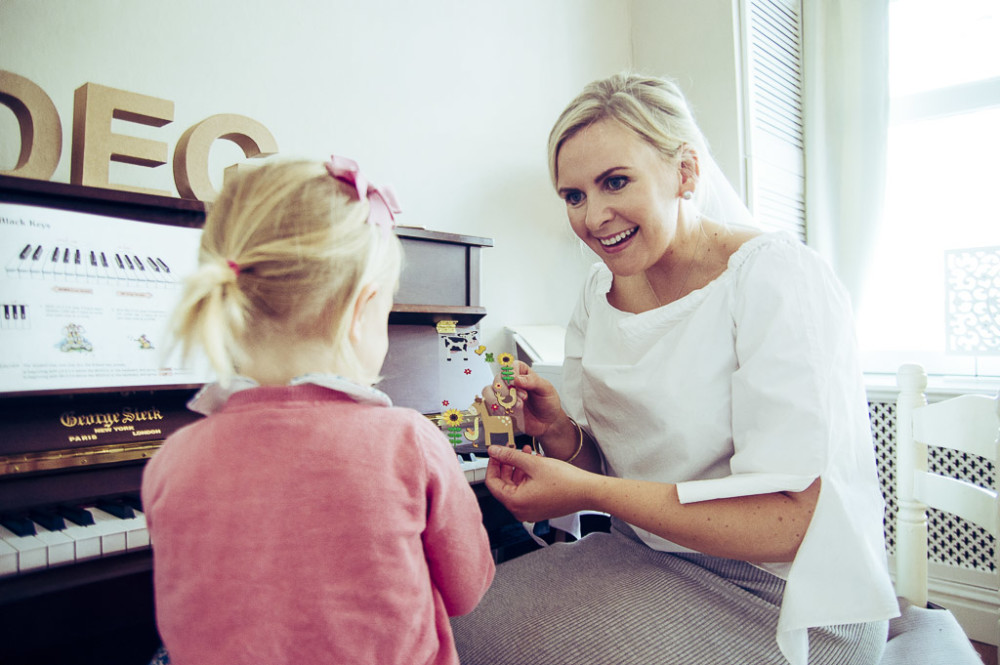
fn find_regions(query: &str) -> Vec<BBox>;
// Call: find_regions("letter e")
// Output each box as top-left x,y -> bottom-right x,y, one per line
71,82 -> 173,195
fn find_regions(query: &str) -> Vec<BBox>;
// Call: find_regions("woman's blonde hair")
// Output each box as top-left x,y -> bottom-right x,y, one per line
170,158 -> 402,386
547,73 -> 707,187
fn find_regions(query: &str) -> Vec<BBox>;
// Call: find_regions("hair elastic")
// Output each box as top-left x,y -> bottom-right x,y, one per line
325,155 -> 401,233
226,260 -> 240,275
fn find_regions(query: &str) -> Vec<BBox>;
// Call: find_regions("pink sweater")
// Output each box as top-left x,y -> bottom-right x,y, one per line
142,383 -> 494,665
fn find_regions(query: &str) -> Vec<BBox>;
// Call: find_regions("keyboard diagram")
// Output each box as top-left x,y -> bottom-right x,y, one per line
1,202 -> 210,393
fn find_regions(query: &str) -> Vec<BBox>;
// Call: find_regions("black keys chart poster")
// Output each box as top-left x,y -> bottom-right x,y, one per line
0,201 -> 211,394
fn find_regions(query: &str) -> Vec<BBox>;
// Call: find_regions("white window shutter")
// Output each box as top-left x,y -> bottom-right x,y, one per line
742,0 -> 806,240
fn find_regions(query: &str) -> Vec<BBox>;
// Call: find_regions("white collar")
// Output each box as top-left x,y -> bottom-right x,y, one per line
187,373 -> 393,415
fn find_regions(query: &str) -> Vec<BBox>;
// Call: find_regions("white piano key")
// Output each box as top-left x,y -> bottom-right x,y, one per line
130,255 -> 157,284
86,249 -> 102,283
121,254 -> 140,285
28,244 -> 45,278
84,507 -> 127,555
32,524 -> 75,566
108,252 -> 128,282
96,251 -> 114,283
143,255 -> 169,286
124,510 -> 149,550
42,246 -> 61,278
6,243 -> 33,276
59,247 -> 73,278
459,454 -> 490,484
62,522 -> 102,562
0,539 -> 19,577
0,525 -> 48,572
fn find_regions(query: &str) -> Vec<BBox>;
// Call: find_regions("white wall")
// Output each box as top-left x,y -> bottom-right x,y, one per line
631,0 -> 746,199
0,0 -> 745,356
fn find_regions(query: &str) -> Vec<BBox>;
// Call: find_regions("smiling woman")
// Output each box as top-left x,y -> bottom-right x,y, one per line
450,73 -> 898,665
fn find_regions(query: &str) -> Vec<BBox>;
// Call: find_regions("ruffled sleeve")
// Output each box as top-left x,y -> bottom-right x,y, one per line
675,238 -> 898,665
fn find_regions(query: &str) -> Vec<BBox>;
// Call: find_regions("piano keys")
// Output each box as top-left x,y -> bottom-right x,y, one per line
0,499 -> 149,577
1,303 -> 29,329
457,452 -> 491,484
5,241 -> 180,288
0,453 -> 493,580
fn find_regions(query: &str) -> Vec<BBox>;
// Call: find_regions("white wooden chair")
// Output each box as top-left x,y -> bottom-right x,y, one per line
881,363 -> 999,664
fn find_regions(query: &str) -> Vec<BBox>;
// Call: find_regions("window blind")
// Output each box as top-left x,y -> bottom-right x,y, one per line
741,0 -> 806,240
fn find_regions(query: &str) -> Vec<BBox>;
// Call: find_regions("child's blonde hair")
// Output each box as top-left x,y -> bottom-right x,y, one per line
170,158 -> 402,387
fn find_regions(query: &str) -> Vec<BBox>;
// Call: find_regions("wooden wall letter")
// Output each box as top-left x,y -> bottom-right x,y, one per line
173,113 -> 279,202
71,82 -> 174,196
0,70 -> 62,180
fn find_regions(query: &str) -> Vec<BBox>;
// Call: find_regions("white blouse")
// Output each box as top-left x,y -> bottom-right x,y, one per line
561,232 -> 898,665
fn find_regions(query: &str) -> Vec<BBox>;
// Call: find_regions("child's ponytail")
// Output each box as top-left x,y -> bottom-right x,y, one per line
167,158 -> 401,387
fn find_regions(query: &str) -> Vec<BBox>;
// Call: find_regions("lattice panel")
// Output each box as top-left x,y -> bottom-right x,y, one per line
871,399 -> 996,573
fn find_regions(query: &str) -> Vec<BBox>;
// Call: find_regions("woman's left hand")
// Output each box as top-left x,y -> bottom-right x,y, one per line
485,443 -> 597,522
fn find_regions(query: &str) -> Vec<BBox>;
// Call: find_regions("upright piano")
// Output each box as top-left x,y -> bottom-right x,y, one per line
0,174 -> 518,665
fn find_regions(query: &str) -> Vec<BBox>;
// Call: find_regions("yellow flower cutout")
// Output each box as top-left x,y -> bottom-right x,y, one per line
497,352 -> 514,366
442,408 -> 464,427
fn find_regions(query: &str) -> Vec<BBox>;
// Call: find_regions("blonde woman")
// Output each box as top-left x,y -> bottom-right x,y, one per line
142,157 -> 494,665
452,74 -> 897,665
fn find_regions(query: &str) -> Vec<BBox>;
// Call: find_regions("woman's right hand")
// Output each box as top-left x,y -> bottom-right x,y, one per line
484,360 -> 564,438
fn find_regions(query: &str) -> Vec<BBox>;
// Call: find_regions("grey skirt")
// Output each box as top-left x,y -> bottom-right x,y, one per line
451,519 -> 887,665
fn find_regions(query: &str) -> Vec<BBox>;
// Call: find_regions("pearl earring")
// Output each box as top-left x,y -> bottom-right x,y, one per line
682,191 -> 693,200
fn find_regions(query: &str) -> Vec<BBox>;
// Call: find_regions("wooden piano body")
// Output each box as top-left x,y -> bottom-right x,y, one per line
0,174 -> 506,664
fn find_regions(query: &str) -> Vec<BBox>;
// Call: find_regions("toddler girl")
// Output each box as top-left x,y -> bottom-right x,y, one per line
142,157 -> 495,665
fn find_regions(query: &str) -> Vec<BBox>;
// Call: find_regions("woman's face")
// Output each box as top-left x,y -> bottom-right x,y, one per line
555,119 -> 686,277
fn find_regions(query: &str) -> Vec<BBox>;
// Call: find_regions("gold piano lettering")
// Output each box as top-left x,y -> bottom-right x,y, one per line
122,407 -> 164,424
60,410 -> 120,428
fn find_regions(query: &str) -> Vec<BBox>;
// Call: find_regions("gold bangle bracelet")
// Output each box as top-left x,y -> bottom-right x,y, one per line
564,418 -> 584,463
531,418 -> 585,463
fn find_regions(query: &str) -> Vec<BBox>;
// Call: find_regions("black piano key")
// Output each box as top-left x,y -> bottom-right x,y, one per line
1,514 -> 37,537
147,256 -> 161,273
57,504 -> 95,526
29,507 -> 66,531
74,249 -> 81,265
31,245 -> 43,261
133,255 -> 145,271
156,257 -> 170,273
100,252 -> 109,268
121,495 -> 144,512
124,255 -> 134,270
18,244 -> 31,259
63,247 -> 71,263
90,250 -> 98,267
115,253 -> 124,269
97,499 -> 135,520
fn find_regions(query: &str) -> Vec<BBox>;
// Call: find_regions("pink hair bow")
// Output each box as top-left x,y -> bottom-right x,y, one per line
325,155 -> 401,232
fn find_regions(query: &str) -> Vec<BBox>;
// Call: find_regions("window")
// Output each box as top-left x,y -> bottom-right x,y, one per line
741,0 -> 806,240
856,0 -> 1000,378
